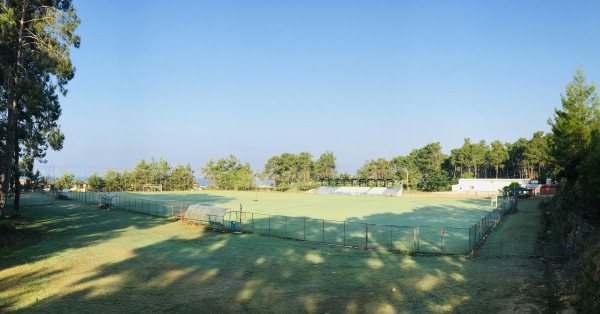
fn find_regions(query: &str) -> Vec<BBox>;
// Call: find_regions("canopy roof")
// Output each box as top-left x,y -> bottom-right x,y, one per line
185,205 -> 229,223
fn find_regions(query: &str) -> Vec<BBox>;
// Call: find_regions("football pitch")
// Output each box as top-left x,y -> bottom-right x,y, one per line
0,193 -> 549,313
116,190 -> 495,228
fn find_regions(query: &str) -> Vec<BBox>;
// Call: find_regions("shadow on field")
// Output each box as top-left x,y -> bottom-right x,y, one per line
345,204 -> 488,228
116,192 -> 234,205
18,230 -> 474,312
0,192 -> 233,269
1,197 -> 550,313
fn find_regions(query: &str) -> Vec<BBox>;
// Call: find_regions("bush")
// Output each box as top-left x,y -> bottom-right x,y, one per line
0,220 -> 16,234
0,220 -> 17,248
292,182 -> 320,192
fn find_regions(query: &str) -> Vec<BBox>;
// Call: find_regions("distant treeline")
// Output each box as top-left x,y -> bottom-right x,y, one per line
40,68 -> 598,200
42,129 -> 553,193
49,159 -> 196,192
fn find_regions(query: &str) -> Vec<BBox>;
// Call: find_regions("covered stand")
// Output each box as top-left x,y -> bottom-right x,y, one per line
184,205 -> 230,230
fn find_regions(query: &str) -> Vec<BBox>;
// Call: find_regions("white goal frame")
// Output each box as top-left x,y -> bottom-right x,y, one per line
141,184 -> 162,192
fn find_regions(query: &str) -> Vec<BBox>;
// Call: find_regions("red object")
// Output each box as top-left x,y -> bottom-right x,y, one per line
442,228 -> 445,235
540,184 -> 557,196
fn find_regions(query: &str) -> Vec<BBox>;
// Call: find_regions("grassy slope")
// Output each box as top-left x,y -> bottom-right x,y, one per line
0,195 -> 553,313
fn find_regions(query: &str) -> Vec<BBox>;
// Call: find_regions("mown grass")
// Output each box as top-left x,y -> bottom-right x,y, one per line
0,193 -> 554,313
116,190 -> 494,228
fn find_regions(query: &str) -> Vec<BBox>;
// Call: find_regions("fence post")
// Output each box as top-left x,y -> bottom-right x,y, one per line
414,226 -> 420,253
303,218 -> 306,240
365,223 -> 368,249
475,222 -> 478,246
469,226 -> 472,252
390,225 -> 393,250
441,228 -> 445,254
343,222 -> 346,246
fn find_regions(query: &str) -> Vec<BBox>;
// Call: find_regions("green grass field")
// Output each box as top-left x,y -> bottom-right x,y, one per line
114,190 -> 495,228
67,191 -> 504,255
0,194 -> 553,313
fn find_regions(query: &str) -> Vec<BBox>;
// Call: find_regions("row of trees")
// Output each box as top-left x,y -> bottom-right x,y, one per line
194,133 -> 552,192
0,0 -> 80,218
56,158 -> 196,192
542,67 -> 600,313
547,67 -> 600,221
354,132 -> 552,192
200,155 -> 254,190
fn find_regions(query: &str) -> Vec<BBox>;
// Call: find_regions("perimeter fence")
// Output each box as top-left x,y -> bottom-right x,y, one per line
223,198 -> 514,255
68,191 -> 188,218
475,241 -> 571,259
66,191 -> 513,255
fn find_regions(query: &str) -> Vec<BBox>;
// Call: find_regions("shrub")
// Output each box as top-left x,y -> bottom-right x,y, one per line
0,221 -> 16,234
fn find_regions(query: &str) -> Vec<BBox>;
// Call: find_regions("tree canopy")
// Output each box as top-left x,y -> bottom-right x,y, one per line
0,0 -> 80,218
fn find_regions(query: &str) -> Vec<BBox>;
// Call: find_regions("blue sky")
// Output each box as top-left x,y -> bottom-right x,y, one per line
40,1 -> 600,178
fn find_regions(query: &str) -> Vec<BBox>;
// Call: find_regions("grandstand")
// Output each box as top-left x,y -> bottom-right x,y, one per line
313,186 -> 338,195
335,187 -> 371,196
313,186 -> 403,197
366,187 -> 387,196
383,187 -> 403,197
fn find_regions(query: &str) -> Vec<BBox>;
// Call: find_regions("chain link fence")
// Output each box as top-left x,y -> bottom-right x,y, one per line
68,191 -> 188,218
220,198 -> 517,255
67,191 -> 546,256
475,241 -> 571,259
225,212 -> 489,255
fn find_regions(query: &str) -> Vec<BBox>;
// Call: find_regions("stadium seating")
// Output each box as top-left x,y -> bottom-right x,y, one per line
313,186 -> 402,197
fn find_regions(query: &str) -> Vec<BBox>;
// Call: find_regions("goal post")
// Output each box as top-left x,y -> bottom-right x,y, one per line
491,195 -> 498,209
141,184 -> 162,192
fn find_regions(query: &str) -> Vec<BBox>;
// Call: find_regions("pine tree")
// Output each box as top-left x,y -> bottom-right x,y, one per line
0,0 -> 80,218
548,66 -> 600,181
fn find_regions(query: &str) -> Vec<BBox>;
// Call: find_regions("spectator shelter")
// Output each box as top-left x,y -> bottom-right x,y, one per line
183,205 -> 230,229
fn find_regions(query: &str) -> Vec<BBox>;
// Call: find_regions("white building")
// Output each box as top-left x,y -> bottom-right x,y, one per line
452,178 -> 530,193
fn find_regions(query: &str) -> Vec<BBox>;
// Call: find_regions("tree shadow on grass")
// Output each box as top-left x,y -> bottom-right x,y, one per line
0,192 -> 233,269
9,231 -> 473,313
116,191 -> 235,206
1,197 -> 552,313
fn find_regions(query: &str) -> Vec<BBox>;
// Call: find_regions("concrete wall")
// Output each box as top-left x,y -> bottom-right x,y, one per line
452,178 -> 530,193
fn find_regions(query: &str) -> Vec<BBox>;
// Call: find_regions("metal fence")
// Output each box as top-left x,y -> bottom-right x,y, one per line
223,205 -> 511,255
67,191 -> 515,255
475,241 -> 571,259
68,191 -> 188,218
468,200 -> 513,252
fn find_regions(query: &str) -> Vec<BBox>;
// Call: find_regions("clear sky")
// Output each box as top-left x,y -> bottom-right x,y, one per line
39,0 -> 600,178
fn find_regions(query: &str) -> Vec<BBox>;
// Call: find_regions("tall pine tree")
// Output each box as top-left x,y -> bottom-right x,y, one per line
0,0 -> 80,218
548,66 -> 599,181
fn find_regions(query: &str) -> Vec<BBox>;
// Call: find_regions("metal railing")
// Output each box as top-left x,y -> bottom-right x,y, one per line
223,211 -> 492,255
68,191 -> 188,218
67,191 -> 519,256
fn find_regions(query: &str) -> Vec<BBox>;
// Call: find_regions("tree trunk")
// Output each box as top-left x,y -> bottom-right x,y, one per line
0,101 -> 17,219
12,140 -> 21,217
0,0 -> 26,219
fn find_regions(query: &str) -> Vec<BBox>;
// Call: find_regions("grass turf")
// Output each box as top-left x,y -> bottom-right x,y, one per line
0,194 -> 553,313
109,190 -> 495,228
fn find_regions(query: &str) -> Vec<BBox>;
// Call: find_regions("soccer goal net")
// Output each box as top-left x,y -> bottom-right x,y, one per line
141,184 -> 162,192
491,195 -> 498,209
